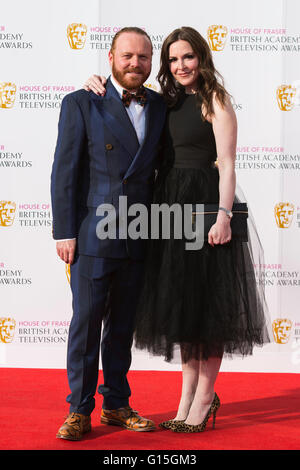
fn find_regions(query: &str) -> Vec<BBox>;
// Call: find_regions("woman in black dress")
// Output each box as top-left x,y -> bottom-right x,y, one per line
135,27 -> 270,433
84,26 -> 270,433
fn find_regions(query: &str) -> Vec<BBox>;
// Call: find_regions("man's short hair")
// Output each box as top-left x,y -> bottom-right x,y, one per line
110,27 -> 152,53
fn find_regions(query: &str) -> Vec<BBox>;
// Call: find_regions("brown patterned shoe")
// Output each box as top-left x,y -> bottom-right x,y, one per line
56,412 -> 91,441
101,406 -> 156,432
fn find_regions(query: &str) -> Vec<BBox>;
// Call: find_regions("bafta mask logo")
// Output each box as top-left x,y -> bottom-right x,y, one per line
0,200 -> 16,226
274,202 -> 294,228
67,23 -> 87,49
272,318 -> 292,344
66,263 -> 70,283
0,317 -> 16,344
276,85 -> 296,111
207,25 -> 228,51
0,82 -> 17,109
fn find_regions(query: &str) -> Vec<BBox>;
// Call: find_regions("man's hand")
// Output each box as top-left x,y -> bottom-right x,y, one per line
83,74 -> 107,96
56,239 -> 76,264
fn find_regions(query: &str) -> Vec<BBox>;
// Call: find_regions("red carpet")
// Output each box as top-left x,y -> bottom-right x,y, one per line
0,368 -> 299,452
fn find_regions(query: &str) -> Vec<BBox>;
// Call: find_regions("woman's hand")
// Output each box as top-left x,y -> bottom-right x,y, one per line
208,212 -> 232,246
83,75 -> 107,95
208,94 -> 237,247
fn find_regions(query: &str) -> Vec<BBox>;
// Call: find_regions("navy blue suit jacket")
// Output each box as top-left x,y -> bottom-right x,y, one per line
51,78 -> 166,260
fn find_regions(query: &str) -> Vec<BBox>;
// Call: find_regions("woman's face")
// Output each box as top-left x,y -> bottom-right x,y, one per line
168,40 -> 199,93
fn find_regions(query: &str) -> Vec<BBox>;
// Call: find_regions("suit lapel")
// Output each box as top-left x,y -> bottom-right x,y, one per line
90,79 -> 140,159
124,89 -> 165,178
90,79 -> 165,176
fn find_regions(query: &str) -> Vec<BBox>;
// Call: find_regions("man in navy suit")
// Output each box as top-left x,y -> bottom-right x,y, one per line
51,27 -> 166,440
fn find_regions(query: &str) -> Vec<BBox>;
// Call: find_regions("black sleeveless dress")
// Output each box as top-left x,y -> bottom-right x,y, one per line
134,93 -> 270,363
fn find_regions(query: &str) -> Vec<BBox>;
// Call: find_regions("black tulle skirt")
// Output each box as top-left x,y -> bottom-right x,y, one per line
134,165 -> 271,363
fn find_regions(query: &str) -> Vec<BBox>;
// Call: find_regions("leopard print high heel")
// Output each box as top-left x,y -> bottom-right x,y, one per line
172,393 -> 220,433
159,419 -> 185,430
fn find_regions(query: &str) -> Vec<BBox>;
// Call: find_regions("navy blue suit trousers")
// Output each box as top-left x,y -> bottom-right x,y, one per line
67,255 -> 144,414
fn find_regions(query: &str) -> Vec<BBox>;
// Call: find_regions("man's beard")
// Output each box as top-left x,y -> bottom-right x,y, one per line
112,63 -> 149,91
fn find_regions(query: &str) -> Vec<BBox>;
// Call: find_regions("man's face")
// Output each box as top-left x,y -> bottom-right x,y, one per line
109,32 -> 152,91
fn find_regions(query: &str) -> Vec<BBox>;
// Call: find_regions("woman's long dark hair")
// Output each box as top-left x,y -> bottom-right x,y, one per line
157,26 -> 229,118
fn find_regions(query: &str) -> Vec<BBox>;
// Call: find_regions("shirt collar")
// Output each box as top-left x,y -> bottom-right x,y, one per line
110,74 -> 140,98
110,74 -> 124,99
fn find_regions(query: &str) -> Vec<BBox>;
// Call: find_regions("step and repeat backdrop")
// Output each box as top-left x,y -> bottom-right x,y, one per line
1,0 -> 300,371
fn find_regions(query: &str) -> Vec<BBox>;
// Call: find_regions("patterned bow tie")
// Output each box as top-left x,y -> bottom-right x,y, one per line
122,87 -> 147,107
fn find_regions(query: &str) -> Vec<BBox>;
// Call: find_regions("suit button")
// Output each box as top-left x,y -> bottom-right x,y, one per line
123,179 -> 128,184
106,144 -> 113,150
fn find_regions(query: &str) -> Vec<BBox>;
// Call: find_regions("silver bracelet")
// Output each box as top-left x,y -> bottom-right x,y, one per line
218,207 -> 233,219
